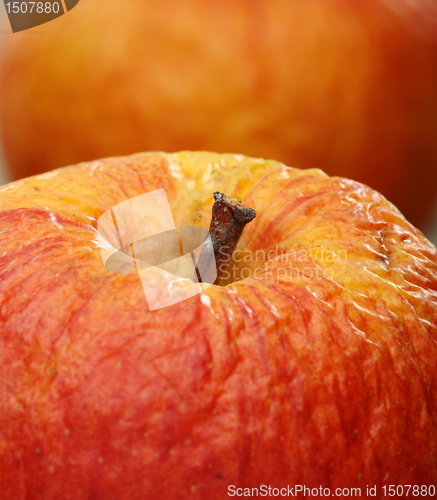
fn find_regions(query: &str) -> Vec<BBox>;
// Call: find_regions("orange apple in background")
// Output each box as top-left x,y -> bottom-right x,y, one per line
1,0 -> 437,231
1,150 -> 437,499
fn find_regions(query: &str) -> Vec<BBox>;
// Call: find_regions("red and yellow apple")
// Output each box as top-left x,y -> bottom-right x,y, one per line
0,151 -> 436,498
1,0 -> 437,229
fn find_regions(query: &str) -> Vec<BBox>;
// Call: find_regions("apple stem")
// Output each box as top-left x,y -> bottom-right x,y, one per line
195,192 -> 256,286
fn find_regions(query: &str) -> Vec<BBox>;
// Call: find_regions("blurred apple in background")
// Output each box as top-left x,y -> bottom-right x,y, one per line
0,0 -> 437,230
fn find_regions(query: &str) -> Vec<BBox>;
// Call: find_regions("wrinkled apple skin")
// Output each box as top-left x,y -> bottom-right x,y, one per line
0,151 -> 437,499
1,0 -> 437,229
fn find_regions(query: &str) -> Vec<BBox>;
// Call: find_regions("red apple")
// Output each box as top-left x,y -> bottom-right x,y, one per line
0,151 -> 436,498
1,0 -> 437,230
